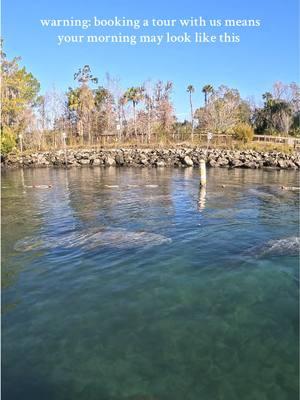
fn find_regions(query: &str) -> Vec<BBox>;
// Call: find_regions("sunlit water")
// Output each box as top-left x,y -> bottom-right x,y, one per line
2,167 -> 299,400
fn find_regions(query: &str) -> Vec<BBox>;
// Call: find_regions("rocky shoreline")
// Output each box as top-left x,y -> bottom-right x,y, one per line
2,148 -> 300,170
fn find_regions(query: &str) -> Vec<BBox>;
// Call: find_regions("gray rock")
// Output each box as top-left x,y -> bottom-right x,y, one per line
79,159 -> 90,165
115,154 -> 124,165
218,158 -> 229,167
208,159 -> 218,167
92,158 -> 101,166
105,156 -> 116,166
183,156 -> 193,166
277,159 -> 287,169
245,162 -> 258,169
140,158 -> 149,165
231,159 -> 243,168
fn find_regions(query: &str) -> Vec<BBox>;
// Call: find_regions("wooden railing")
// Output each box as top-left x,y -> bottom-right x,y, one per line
76,132 -> 300,147
253,135 -> 300,146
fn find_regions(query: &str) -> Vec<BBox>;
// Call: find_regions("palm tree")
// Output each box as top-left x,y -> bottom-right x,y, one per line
262,92 -> 273,104
74,65 -> 98,87
187,85 -> 195,141
119,95 -> 128,138
124,87 -> 144,138
144,90 -> 154,143
271,100 -> 292,136
202,84 -> 214,106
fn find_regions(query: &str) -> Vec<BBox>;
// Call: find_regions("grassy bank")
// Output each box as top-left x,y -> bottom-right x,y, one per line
10,140 -> 298,157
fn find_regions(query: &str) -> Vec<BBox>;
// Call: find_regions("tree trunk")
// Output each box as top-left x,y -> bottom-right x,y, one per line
190,93 -> 194,142
133,102 -> 137,139
147,106 -> 151,143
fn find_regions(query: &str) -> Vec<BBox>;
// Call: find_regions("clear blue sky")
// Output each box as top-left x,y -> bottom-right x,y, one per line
2,0 -> 299,119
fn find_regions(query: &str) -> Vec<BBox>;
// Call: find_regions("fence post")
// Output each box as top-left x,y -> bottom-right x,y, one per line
19,133 -> 23,153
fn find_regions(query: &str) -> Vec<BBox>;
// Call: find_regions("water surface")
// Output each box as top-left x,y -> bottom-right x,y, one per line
2,167 -> 299,400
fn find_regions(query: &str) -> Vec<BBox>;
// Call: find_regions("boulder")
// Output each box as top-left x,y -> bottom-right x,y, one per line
245,162 -> 258,169
277,159 -> 287,169
208,159 -> 218,167
105,156 -> 116,166
115,154 -> 124,165
218,158 -> 229,167
140,158 -> 149,165
92,158 -> 101,166
230,159 -> 243,168
183,156 -> 193,166
79,159 -> 90,165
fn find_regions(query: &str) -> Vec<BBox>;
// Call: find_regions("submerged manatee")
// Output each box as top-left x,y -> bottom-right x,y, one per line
85,229 -> 171,250
249,236 -> 300,257
14,231 -> 93,252
14,228 -> 171,252
248,187 -> 281,203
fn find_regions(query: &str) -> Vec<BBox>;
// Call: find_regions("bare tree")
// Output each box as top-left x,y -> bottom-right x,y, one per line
143,80 -> 155,143
72,65 -> 98,145
196,86 -> 250,134
187,85 -> 195,141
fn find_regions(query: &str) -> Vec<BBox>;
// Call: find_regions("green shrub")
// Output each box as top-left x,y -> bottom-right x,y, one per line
1,126 -> 17,155
289,127 -> 300,137
233,123 -> 254,143
265,129 -> 281,136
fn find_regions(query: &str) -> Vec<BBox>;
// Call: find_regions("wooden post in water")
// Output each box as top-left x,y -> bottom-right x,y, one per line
200,159 -> 207,188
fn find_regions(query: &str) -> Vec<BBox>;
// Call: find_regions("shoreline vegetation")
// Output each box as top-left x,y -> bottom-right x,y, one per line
1,45 -> 300,159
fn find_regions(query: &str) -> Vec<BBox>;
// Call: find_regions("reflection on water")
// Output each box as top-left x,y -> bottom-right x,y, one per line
1,167 -> 299,400
198,186 -> 206,210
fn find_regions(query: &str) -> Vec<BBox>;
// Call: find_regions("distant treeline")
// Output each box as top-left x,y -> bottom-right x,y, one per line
1,44 -> 299,153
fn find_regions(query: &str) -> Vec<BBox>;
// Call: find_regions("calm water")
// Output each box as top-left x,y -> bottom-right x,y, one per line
2,167 -> 299,400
